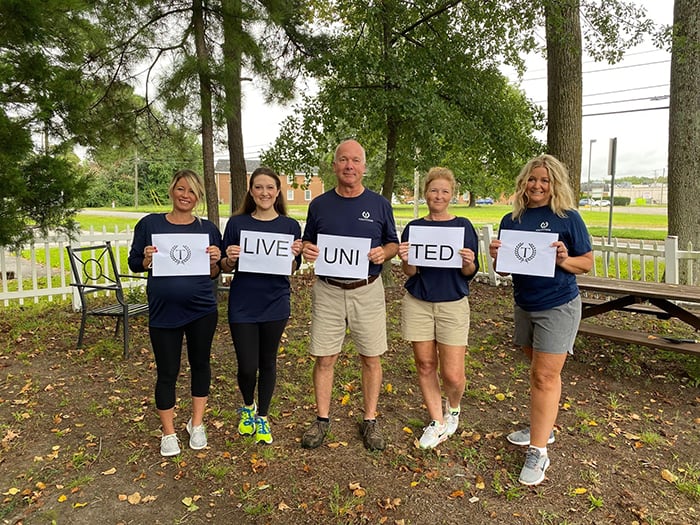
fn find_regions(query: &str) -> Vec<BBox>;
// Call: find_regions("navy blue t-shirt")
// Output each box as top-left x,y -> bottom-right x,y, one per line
222,214 -> 302,323
401,217 -> 480,302
302,188 -> 398,278
499,206 -> 591,311
128,213 -> 222,328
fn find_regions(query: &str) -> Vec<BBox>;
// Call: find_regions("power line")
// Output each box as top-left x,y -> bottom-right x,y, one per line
583,84 -> 669,98
582,95 -> 669,108
521,59 -> 670,82
583,106 -> 669,117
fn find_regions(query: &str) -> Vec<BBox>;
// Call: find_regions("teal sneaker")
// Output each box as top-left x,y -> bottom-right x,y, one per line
237,404 -> 257,436
255,416 -> 273,444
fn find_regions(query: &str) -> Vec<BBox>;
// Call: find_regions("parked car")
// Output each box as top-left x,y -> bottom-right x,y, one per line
592,199 -> 611,207
476,197 -> 494,205
579,198 -> 594,206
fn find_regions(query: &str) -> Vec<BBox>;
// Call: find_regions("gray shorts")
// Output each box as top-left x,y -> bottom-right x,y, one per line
513,295 -> 582,354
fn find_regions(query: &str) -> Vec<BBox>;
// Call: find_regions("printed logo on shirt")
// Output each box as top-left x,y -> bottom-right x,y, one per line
536,221 -> 551,232
358,210 -> 373,222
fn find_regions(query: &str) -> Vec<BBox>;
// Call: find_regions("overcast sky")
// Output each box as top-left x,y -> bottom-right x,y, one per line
237,1 -> 673,183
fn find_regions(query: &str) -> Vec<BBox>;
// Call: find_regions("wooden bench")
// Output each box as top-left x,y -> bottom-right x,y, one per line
575,275 -> 700,355
577,322 -> 699,356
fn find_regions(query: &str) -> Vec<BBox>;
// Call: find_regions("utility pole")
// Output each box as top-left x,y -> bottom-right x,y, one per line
134,151 -> 139,209
587,139 -> 596,201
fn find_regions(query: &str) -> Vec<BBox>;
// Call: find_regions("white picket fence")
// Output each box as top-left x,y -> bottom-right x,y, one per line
1,225 -> 698,306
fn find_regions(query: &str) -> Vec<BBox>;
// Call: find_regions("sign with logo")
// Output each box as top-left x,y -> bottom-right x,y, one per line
238,230 -> 295,276
314,234 -> 371,279
495,230 -> 558,277
151,233 -> 211,276
407,226 -> 464,268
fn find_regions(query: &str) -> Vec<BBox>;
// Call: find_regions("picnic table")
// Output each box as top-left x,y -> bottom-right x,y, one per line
576,275 -> 700,356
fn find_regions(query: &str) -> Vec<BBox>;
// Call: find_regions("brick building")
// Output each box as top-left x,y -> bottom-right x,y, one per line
214,159 -> 325,206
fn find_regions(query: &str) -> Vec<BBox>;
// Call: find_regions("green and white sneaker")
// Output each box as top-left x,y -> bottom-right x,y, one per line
255,416 -> 273,444
444,400 -> 460,437
419,420 -> 448,449
237,404 -> 257,436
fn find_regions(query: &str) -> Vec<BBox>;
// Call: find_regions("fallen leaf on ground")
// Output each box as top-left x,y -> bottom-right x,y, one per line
661,469 -> 678,483
101,467 -> 116,475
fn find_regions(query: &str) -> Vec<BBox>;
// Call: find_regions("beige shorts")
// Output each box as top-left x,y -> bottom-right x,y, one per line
309,277 -> 388,357
401,293 -> 470,346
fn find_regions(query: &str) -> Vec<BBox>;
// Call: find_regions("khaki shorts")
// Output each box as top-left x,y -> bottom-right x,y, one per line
309,277 -> 388,357
401,293 -> 470,346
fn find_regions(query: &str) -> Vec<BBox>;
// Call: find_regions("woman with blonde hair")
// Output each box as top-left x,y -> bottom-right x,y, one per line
398,167 -> 479,449
489,154 -> 593,485
129,169 -> 222,457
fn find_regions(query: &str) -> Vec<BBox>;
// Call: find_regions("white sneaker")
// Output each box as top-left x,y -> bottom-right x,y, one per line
507,428 -> 555,446
160,433 -> 181,457
419,420 -> 448,449
519,447 -> 550,486
186,418 -> 207,450
443,400 -> 460,436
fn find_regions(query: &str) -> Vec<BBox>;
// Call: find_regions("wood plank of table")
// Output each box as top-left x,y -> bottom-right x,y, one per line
578,322 -> 700,356
576,275 -> 700,303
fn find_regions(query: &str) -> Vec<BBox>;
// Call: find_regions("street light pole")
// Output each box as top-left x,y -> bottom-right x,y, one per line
587,139 -> 596,202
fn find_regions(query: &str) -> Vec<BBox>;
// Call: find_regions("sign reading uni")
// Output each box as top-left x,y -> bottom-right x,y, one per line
314,234 -> 371,279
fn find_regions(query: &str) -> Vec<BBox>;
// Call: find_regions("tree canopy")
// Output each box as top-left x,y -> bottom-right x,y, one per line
264,0 -> 545,201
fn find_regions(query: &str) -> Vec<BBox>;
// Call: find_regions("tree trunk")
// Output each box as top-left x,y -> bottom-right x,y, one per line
545,0 -> 582,198
382,114 -> 399,201
192,0 -> 219,227
668,0 -> 700,284
222,0 -> 248,215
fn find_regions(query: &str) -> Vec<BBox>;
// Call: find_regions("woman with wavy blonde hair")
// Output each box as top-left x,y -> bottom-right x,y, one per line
489,154 -> 593,486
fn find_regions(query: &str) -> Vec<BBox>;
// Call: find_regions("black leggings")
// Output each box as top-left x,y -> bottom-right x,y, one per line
149,311 -> 218,410
230,319 -> 288,417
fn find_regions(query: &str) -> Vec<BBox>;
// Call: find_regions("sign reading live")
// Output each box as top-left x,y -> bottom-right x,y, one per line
237,230 -> 296,276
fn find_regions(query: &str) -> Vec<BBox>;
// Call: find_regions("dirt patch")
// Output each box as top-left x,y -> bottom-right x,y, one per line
1,269 -> 698,525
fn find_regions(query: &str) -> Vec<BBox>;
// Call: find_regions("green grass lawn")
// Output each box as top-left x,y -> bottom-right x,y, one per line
80,204 -> 668,241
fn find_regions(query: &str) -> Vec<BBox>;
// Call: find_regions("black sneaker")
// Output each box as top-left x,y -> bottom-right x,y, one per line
360,419 -> 386,451
301,419 -> 330,449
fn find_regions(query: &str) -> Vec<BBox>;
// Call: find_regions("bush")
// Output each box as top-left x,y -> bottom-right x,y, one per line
613,196 -> 630,206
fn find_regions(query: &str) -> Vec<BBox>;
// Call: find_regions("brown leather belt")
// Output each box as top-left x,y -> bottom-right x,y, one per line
319,274 -> 379,290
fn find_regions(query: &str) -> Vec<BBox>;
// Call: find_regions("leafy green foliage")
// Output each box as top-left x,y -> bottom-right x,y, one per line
264,0 -> 544,199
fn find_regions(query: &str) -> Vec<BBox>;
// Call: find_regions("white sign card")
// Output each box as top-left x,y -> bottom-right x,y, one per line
407,226 -> 464,268
314,234 -> 371,279
495,230 -> 558,277
237,230 -> 295,276
151,233 -> 211,277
